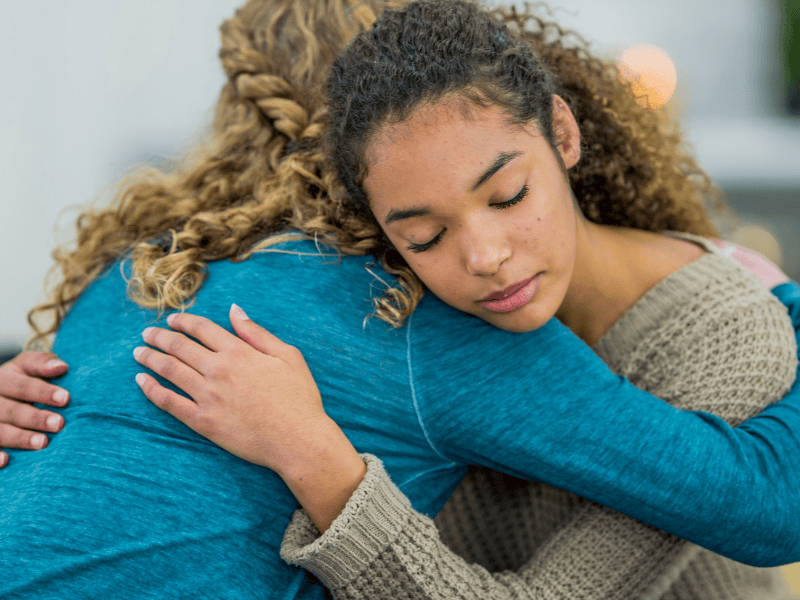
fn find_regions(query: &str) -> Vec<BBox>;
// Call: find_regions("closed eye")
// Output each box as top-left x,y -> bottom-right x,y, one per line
408,229 -> 446,253
406,185 -> 528,253
491,184 -> 529,209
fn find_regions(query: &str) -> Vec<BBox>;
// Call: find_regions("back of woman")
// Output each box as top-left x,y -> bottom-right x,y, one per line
0,249 -> 418,598
0,1 -> 433,596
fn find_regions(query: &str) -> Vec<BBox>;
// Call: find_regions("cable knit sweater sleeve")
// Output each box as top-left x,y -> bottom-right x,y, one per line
281,247 -> 798,600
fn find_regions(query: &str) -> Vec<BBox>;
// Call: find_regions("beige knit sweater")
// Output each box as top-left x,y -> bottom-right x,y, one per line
281,236 -> 799,600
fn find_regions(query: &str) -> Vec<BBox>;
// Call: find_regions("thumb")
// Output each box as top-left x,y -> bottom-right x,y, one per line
229,304 -> 286,357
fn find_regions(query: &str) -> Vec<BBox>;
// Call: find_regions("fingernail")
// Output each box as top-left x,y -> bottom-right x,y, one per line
52,389 -> 69,406
46,414 -> 63,431
0,452 -> 7,467
230,304 -> 249,320
133,347 -> 145,360
46,359 -> 67,370
141,327 -> 153,340
31,434 -> 47,450
135,373 -> 146,387
167,313 -> 176,326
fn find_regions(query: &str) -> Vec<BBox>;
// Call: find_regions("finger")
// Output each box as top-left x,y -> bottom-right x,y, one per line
9,351 -> 69,378
135,373 -> 202,431
229,304 -> 294,358
0,397 -> 64,433
133,346 -> 205,398
166,312 -> 238,353
141,327 -> 214,374
0,451 -> 8,468
0,423 -> 50,450
0,368 -> 70,408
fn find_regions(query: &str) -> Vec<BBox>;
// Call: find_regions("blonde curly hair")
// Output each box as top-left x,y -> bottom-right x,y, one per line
27,0 -> 411,349
27,0 -> 725,349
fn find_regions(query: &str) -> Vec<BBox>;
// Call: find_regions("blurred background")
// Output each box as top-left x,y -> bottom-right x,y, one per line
0,0 -> 242,358
0,0 -> 798,590
1,0 -> 798,352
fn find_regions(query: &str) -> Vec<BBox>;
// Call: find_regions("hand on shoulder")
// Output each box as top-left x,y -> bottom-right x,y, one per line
133,304 -> 366,532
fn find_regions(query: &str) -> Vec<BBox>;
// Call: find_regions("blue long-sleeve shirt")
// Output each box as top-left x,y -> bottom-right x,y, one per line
1,240 -> 798,599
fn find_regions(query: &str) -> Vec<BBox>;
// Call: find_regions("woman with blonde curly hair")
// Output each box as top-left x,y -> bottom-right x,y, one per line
2,0 -> 800,598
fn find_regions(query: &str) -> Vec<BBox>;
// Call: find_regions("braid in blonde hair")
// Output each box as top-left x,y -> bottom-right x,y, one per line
27,0 -> 420,349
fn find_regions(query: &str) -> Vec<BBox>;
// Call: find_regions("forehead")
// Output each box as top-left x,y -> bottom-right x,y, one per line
363,100 -> 542,209
367,99 -> 520,165
369,101 -> 535,175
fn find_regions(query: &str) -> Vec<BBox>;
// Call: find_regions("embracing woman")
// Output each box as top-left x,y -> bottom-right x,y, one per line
1,1 -> 799,598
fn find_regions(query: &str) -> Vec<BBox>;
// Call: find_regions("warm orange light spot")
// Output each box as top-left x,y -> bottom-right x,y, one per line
618,44 -> 677,109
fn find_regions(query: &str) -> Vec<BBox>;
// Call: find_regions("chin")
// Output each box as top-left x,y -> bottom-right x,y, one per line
486,312 -> 550,333
485,297 -> 559,333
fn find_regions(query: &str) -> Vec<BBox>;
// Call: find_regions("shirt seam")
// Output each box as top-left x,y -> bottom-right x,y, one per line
406,311 -> 451,463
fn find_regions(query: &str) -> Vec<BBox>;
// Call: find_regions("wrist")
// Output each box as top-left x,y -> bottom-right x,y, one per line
278,417 -> 366,532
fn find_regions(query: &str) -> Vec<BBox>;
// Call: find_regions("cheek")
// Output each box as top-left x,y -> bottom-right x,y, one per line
511,204 -> 551,249
529,192 -> 577,249
402,252 -> 475,309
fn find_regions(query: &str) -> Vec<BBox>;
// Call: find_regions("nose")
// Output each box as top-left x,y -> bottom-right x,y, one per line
463,223 -> 512,277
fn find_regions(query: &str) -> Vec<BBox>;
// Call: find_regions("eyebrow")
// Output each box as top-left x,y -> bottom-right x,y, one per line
383,150 -> 522,225
384,207 -> 431,224
471,150 -> 522,191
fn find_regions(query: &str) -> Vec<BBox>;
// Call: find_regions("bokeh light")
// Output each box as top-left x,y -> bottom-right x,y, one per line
618,44 -> 678,109
729,224 -> 785,268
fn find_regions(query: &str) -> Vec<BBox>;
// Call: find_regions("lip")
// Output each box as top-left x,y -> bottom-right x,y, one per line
478,274 -> 540,314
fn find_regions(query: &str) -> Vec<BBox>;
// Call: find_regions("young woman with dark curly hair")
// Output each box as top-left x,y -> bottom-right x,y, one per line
2,0 -> 800,598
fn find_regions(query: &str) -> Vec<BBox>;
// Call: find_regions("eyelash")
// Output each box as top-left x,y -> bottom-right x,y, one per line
492,184 -> 529,210
407,184 -> 530,253
408,230 -> 445,253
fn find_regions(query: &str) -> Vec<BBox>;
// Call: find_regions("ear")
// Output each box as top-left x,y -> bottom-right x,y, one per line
551,95 -> 581,170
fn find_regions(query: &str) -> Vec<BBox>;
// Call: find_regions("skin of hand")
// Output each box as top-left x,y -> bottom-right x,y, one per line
133,304 -> 366,533
0,351 -> 69,466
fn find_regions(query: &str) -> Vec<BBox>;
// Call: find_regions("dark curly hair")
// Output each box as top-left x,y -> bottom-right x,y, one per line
327,0 -> 725,247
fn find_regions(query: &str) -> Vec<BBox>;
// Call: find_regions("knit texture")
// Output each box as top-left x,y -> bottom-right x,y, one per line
282,236 -> 798,599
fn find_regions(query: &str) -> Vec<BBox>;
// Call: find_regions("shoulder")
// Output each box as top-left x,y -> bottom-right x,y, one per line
615,228 -> 706,297
205,238 -> 401,323
645,230 -> 707,274
598,251 -> 797,422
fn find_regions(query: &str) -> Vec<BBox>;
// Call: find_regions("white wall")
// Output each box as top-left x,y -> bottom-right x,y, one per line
2,0 -> 798,348
0,0 -> 241,347
536,0 -> 781,118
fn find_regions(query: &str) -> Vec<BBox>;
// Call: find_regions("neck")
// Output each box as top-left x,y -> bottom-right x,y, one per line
555,220 -> 648,346
555,220 -> 706,345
